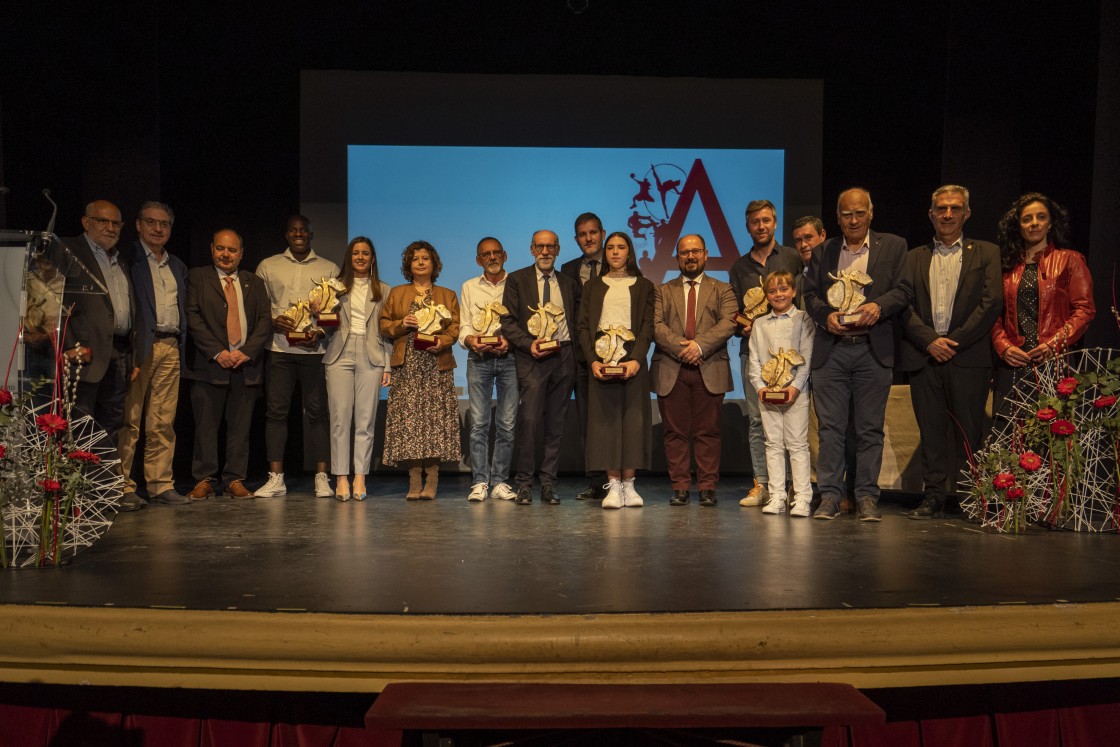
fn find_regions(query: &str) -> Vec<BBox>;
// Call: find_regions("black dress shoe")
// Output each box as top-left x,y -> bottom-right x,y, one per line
669,490 -> 690,506
118,492 -> 148,512
908,497 -> 944,520
151,489 -> 190,505
699,489 -> 718,507
515,485 -> 533,505
541,484 -> 560,504
575,484 -> 598,501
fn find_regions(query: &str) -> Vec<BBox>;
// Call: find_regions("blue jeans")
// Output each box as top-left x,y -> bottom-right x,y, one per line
466,352 -> 518,486
739,355 -> 768,481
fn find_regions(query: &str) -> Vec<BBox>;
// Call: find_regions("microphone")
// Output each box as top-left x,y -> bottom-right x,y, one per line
43,188 -> 58,235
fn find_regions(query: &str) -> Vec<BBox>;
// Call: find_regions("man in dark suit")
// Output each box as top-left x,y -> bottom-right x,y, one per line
117,201 -> 189,510
61,200 -> 134,447
184,229 -> 272,500
900,185 -> 1002,519
500,229 -> 579,505
803,188 -> 910,521
650,234 -> 738,507
560,211 -> 608,501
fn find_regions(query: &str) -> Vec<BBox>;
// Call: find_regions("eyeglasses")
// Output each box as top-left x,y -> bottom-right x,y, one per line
478,250 -> 505,259
931,205 -> 967,216
532,243 -> 559,253
839,210 -> 869,220
677,249 -> 704,257
140,217 -> 172,229
86,216 -> 123,229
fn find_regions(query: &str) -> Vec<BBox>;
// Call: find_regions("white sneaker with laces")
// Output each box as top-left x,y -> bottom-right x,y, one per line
314,471 -> 332,498
468,482 -> 488,502
255,472 -> 287,497
762,498 -> 786,515
601,481 -> 623,509
789,500 -> 812,517
490,483 -> 517,501
621,478 -> 644,507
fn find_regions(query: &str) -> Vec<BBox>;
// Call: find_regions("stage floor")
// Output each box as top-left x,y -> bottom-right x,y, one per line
3,474 -> 1118,615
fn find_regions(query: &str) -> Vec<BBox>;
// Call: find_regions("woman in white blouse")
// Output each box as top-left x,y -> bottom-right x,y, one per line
320,236 -> 392,501
576,232 -> 655,509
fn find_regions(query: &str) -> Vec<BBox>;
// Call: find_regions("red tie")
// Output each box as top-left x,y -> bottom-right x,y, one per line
224,275 -> 242,346
685,280 -> 696,340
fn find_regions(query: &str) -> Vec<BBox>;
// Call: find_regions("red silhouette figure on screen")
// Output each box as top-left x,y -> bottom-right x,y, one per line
652,164 -> 683,217
627,210 -> 657,239
638,250 -> 653,274
630,173 -> 654,209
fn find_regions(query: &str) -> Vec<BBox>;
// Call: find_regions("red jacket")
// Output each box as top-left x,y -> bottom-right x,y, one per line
991,244 -> 1095,357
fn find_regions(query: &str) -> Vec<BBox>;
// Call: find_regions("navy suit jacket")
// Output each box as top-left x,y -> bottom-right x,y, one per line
123,240 -> 189,368
185,266 -> 272,385
499,265 -> 580,363
802,230 -> 910,368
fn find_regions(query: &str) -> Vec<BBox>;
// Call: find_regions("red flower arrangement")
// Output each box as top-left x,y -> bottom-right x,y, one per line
992,472 -> 1016,489
1036,407 -> 1058,422
0,443 -> 6,459
1056,377 -> 1079,397
1093,395 -> 1118,409
67,450 -> 101,465
1019,451 -> 1043,472
1006,486 -> 1025,501
1050,419 -> 1076,436
35,413 -> 67,436
0,389 -> 11,406
38,478 -> 61,492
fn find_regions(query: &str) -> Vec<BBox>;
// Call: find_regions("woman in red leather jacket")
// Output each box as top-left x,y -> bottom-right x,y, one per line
991,192 -> 1095,409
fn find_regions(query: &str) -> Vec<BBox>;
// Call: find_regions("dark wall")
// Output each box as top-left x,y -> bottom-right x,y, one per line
1,1 -> 1112,342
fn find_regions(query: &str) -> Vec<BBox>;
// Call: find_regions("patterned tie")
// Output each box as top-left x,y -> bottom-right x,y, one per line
224,275 -> 242,347
685,280 -> 697,340
542,273 -> 552,304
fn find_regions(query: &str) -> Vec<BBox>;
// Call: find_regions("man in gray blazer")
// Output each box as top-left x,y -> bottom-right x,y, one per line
184,229 -> 272,500
651,234 -> 738,507
900,185 -> 1002,519
803,188 -> 910,521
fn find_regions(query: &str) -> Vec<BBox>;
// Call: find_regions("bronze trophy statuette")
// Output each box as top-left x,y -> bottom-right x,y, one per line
760,347 -> 805,404
413,294 -> 451,350
309,276 -> 346,328
527,301 -> 565,352
594,324 -> 635,379
735,278 -> 769,330
827,269 -> 872,327
472,300 -> 508,346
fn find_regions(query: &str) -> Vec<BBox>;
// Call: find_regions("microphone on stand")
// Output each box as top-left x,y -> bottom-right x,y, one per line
43,188 -> 58,236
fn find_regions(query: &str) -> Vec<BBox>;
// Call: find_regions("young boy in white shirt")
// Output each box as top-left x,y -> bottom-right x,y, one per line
747,271 -> 816,516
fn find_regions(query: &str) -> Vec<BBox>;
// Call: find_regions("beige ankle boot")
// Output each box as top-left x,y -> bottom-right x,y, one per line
420,460 -> 439,499
406,462 -> 423,500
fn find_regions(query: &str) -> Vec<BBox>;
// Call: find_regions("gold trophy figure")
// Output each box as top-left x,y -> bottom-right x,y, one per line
594,324 -> 635,379
280,298 -> 315,345
734,277 -> 769,331
826,269 -> 873,327
308,276 -> 346,328
760,347 -> 805,404
526,301 -> 565,352
472,300 -> 508,346
413,294 -> 452,349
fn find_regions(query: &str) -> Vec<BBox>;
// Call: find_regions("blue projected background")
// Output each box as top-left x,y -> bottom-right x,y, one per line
347,145 -> 784,396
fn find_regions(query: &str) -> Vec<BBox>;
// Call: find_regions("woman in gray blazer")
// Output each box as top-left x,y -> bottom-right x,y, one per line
320,237 -> 392,501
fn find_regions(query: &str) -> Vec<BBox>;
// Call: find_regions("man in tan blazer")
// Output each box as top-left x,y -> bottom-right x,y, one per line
651,234 -> 738,506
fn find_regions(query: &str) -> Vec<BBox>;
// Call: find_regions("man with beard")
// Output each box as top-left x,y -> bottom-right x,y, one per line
651,234 -> 738,507
459,237 -> 518,502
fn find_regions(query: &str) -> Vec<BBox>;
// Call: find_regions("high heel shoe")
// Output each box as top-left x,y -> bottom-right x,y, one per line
352,477 -> 366,501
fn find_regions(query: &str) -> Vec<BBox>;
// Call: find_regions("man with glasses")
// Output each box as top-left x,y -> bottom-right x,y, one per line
500,230 -> 579,505
459,237 -> 519,502
62,200 -> 135,452
651,234 -> 738,507
117,201 -> 190,510
803,188 -> 910,521
899,185 -> 1001,519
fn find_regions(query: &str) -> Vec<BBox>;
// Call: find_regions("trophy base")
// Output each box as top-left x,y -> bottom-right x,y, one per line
838,312 -> 864,327
734,312 -> 755,330
316,312 -> 339,328
414,332 -> 438,350
286,331 -> 314,345
601,365 -> 626,379
478,334 -> 502,346
537,339 -> 560,353
762,389 -> 791,404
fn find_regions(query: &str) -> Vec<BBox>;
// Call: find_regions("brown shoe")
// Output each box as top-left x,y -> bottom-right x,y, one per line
188,479 -> 215,502
224,480 -> 254,499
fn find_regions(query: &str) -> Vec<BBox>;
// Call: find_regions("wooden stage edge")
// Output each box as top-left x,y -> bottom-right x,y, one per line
3,601 -> 1120,692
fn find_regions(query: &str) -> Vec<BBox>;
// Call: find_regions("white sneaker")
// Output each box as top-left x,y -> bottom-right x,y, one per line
314,472 -> 332,498
255,472 -> 287,497
490,483 -> 517,501
468,482 -> 488,502
790,500 -> 811,518
621,479 -> 644,507
602,481 -> 623,509
762,498 -> 786,515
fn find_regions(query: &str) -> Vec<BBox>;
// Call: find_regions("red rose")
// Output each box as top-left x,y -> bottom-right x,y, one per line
1036,407 -> 1058,422
36,413 -> 67,436
1050,419 -> 1076,436
0,389 -> 11,406
1019,451 -> 1043,472
0,444 -> 6,459
1056,377 -> 1078,397
39,478 -> 61,492
1006,487 -> 1025,501
1094,395 -> 1118,409
993,472 -> 1016,490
